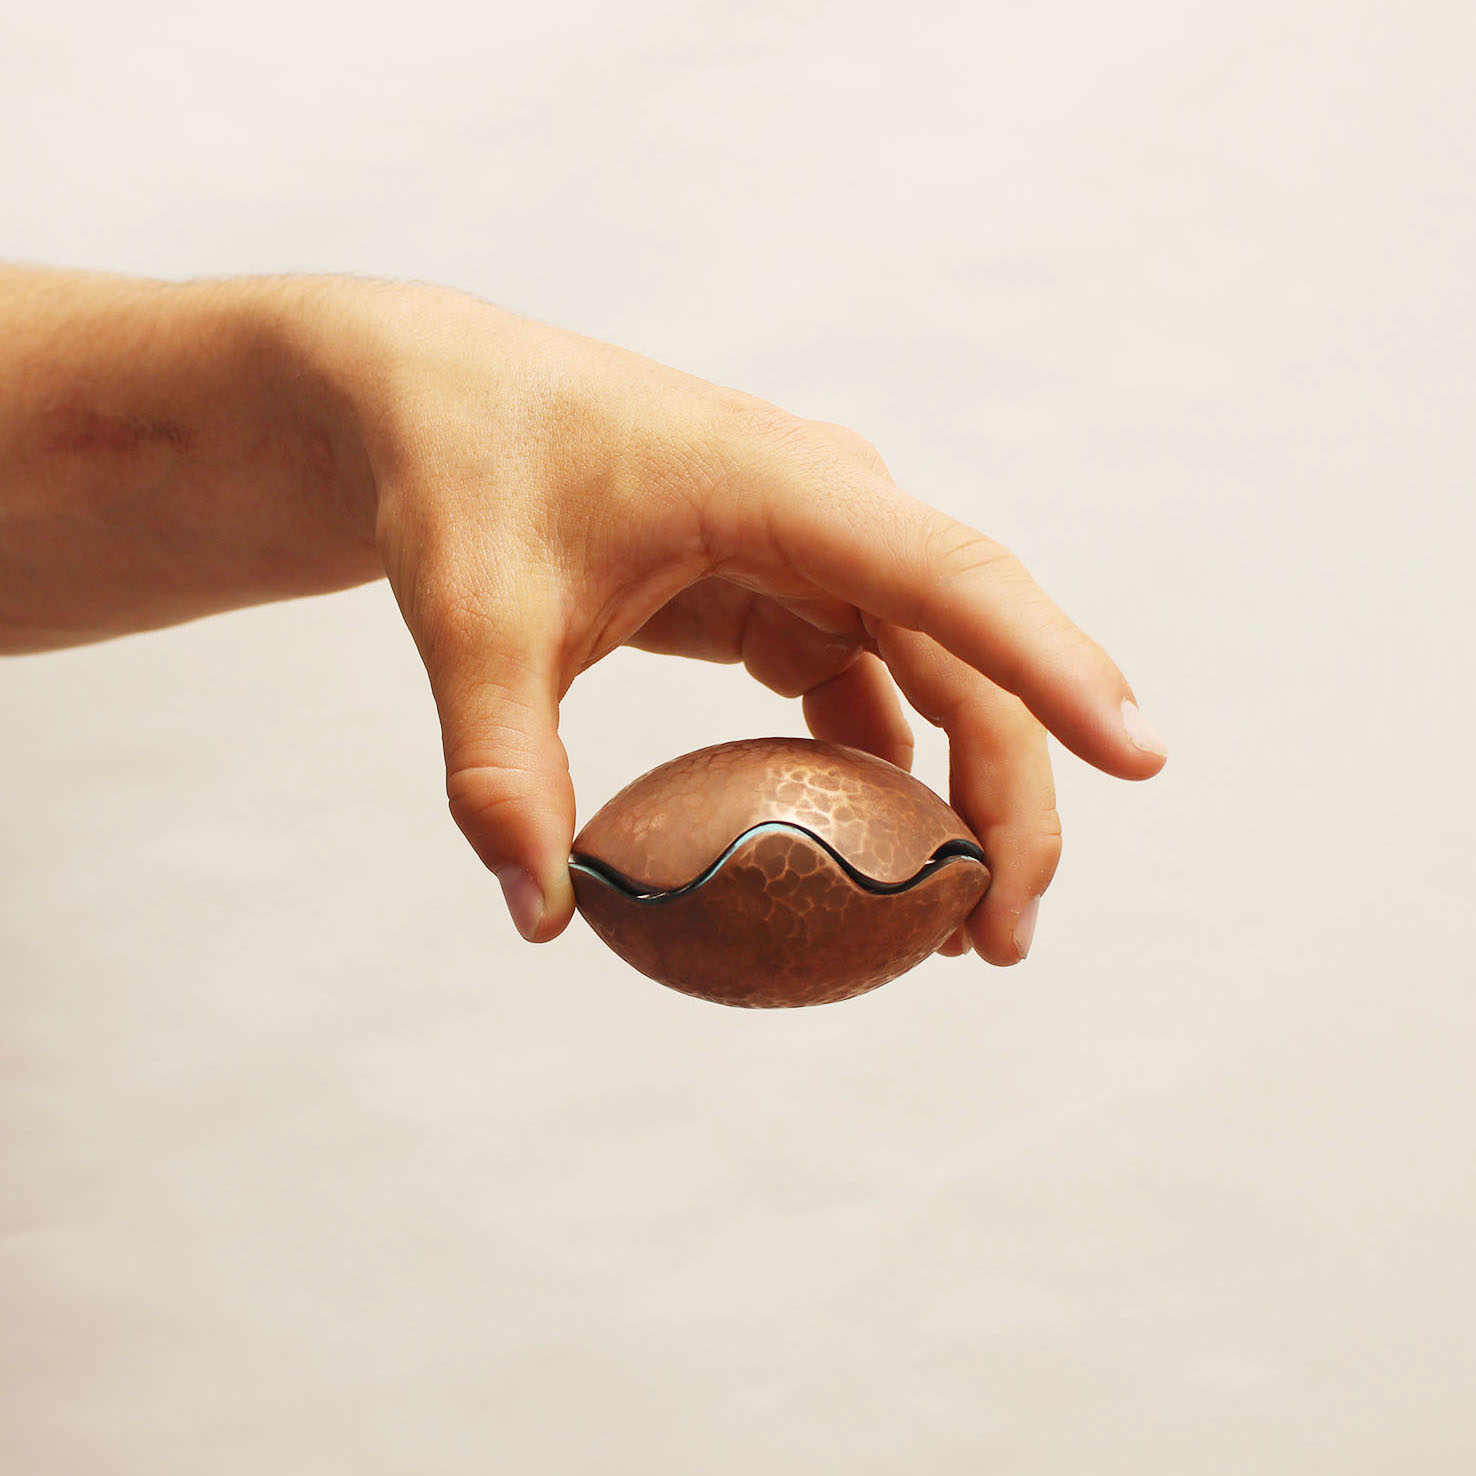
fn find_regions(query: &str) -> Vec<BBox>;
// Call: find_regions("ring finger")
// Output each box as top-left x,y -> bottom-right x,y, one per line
874,621 -> 1063,966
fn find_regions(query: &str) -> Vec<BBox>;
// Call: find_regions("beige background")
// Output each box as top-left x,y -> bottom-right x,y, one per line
3,1 -> 1474,1471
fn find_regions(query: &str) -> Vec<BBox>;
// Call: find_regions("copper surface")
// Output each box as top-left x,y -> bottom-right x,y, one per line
571,826 -> 989,1007
572,736 -> 977,890
570,737 -> 991,1007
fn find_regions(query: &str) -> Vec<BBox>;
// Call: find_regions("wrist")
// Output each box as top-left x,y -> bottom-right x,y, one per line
247,275 -> 533,549
0,268 -> 393,649
225,273 -> 389,552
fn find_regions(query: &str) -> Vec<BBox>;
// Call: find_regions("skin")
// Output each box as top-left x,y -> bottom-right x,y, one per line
0,265 -> 1167,966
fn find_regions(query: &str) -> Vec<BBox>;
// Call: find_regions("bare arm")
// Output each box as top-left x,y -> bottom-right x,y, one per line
0,266 -> 378,650
0,265 -> 1165,965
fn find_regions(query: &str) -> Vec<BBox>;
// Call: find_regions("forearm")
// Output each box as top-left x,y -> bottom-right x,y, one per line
0,266 -> 382,653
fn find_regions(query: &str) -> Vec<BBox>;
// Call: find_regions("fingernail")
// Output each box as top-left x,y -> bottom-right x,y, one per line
1121,699 -> 1169,758
823,636 -> 861,663
495,866 -> 545,941
1014,896 -> 1041,961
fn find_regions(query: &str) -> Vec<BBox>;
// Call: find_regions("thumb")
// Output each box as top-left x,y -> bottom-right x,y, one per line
424,599 -> 577,944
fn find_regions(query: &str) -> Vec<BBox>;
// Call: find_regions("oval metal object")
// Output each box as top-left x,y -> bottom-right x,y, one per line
569,737 -> 990,1008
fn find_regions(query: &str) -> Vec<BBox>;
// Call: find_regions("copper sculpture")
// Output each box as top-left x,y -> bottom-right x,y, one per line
570,737 -> 990,1007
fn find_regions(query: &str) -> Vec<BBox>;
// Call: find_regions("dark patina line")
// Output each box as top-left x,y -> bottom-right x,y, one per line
569,822 -> 987,905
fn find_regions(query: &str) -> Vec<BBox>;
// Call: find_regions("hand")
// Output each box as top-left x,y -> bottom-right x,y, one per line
309,279 -> 1168,965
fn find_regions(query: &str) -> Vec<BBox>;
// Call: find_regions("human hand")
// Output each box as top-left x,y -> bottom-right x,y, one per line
305,279 -> 1167,966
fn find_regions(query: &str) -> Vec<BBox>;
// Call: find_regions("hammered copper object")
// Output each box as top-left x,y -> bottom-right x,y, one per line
569,737 -> 990,1008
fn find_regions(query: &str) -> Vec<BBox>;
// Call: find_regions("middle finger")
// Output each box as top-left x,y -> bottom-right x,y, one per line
874,621 -> 1063,967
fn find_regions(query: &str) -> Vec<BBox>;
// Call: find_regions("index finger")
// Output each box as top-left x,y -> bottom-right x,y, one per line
707,422 -> 1168,779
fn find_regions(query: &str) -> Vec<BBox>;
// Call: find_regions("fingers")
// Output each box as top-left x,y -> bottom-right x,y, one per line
801,651 -> 915,772
634,587 -> 916,769
733,596 -> 869,702
411,578 -> 577,944
938,925 -> 972,958
706,416 -> 1167,781
627,579 -> 865,664
875,621 -> 1063,968
625,578 -> 759,663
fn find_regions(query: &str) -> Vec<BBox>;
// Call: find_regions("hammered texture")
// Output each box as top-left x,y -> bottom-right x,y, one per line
573,736 -> 976,889
572,827 -> 989,1007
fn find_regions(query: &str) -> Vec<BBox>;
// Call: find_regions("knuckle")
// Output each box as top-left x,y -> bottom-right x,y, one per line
710,391 -> 802,457
738,395 -> 805,442
638,395 -> 790,556
430,584 -> 503,634
631,416 -> 732,518
808,419 -> 889,475
717,399 -> 872,479
445,761 -> 539,838
414,583 -> 506,663
421,581 -> 560,675
927,522 -> 1017,585
912,523 -> 1024,639
759,671 -> 811,700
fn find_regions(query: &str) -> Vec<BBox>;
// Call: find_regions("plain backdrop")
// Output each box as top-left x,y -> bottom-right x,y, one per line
3,2 -> 1473,1472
